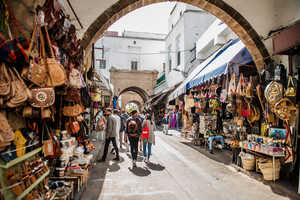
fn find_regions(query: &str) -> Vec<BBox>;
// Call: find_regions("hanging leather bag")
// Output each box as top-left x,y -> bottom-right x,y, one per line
41,107 -> 51,119
227,73 -> 236,101
245,76 -> 254,98
220,74 -> 228,103
39,25 -> 67,87
27,24 -> 48,87
63,103 -> 83,117
6,67 -> 30,108
42,123 -> 54,157
22,106 -> 33,118
69,67 -> 84,88
0,63 -> 10,95
68,118 -> 80,134
30,87 -> 55,108
0,112 -> 15,148
236,73 -> 245,97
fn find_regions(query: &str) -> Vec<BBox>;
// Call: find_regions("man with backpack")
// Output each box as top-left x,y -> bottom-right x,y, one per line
125,110 -> 142,167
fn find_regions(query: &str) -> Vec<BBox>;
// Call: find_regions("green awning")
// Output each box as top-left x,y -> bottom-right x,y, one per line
156,73 -> 166,86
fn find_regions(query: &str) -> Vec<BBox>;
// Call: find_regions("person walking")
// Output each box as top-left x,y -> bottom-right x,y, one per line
162,113 -> 169,135
95,109 -> 106,141
125,110 -> 142,167
121,110 -> 130,152
141,114 -> 155,163
110,109 -> 121,154
99,108 -> 120,162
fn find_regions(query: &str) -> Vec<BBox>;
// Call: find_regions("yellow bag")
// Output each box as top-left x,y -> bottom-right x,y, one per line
285,76 -> 296,97
93,93 -> 101,102
13,130 -> 27,157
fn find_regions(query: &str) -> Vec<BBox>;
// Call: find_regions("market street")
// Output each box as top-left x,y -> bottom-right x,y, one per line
81,130 -> 290,200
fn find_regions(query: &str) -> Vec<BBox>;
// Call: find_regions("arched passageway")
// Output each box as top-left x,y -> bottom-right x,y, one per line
82,0 -> 272,72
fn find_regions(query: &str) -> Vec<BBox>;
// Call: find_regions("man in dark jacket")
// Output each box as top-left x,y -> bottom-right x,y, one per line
125,110 -> 142,167
99,108 -> 120,162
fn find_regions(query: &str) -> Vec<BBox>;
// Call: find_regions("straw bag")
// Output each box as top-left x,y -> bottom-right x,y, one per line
242,157 -> 256,171
30,87 -> 55,108
39,26 -> 67,87
258,159 -> 280,180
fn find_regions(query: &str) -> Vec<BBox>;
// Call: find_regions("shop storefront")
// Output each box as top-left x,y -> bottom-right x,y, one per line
169,37 -> 300,185
0,1 -> 98,199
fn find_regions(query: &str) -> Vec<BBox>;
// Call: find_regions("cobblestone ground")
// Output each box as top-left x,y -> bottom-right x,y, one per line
81,130 -> 291,200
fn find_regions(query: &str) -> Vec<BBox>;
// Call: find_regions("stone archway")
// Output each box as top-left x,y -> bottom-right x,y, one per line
120,87 -> 149,103
110,69 -> 158,103
82,0 -> 271,72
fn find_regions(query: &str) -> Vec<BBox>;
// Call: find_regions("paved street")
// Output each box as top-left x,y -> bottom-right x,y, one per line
81,130 -> 290,200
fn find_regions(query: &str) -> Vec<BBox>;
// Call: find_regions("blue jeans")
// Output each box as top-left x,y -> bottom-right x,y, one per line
209,136 -> 224,151
143,141 -> 152,159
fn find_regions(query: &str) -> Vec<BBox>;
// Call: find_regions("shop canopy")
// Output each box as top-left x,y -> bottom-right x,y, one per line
168,38 -> 252,102
168,44 -> 221,102
187,38 -> 252,89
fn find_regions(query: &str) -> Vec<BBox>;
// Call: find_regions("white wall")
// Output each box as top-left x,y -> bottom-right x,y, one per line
94,34 -> 166,80
165,5 -> 215,89
196,19 -> 238,60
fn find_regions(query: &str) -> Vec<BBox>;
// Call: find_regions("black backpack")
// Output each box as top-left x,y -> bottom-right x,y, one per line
128,119 -> 138,134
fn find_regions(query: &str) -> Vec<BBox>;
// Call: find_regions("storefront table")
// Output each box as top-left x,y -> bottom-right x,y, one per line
240,146 -> 285,182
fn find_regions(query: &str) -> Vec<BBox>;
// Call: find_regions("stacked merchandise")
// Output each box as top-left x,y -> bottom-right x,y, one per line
185,60 -> 298,181
0,0 -> 94,199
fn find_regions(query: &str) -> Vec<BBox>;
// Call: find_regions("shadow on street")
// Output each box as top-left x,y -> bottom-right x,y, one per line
128,166 -> 151,177
146,162 -> 165,171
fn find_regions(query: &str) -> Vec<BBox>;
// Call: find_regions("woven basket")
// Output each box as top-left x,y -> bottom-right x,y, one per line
242,157 -> 256,171
258,160 -> 280,181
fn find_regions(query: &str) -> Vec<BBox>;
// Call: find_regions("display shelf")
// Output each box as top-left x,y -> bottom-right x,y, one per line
16,170 -> 50,200
0,147 -> 42,169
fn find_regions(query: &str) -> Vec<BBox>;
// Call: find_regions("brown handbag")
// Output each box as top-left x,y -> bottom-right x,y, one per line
41,107 -> 51,119
0,112 -> 15,147
63,104 -> 83,117
6,67 -> 29,108
30,87 -> 55,108
0,63 -> 11,95
27,24 -> 48,87
40,26 -> 67,87
23,106 -> 33,118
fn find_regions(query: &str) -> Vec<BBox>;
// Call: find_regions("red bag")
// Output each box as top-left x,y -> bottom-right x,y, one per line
69,118 -> 80,134
142,120 -> 149,139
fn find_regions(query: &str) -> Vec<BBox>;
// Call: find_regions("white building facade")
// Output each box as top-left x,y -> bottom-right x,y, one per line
196,19 -> 238,60
155,3 -> 215,94
94,31 -> 166,80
